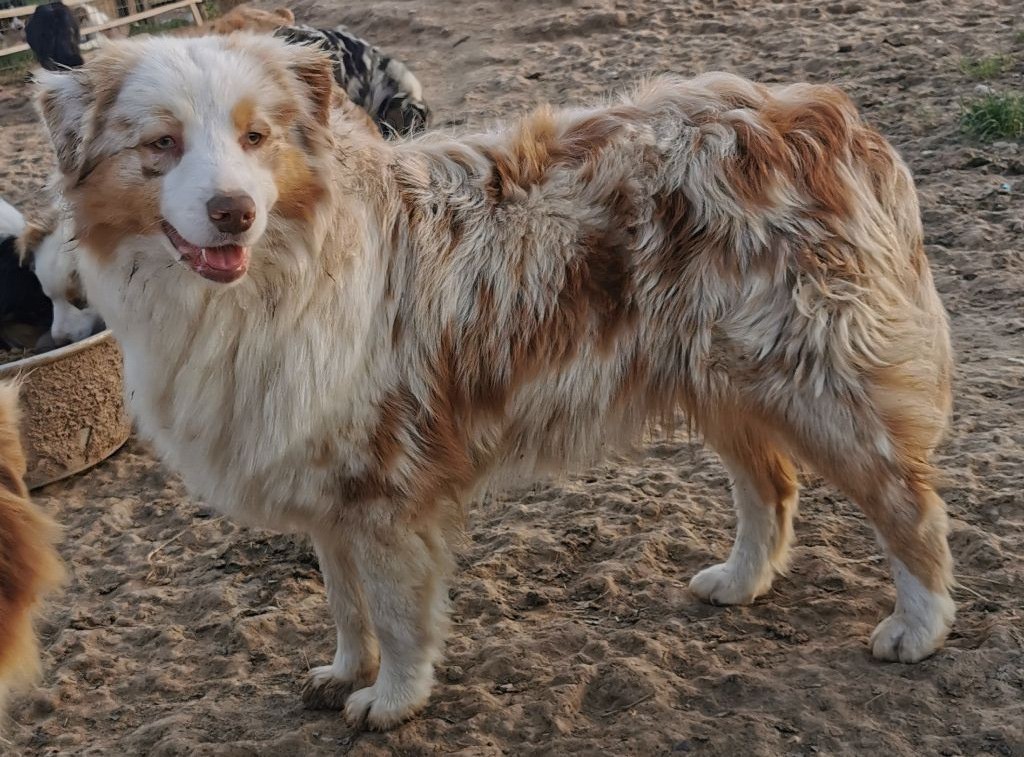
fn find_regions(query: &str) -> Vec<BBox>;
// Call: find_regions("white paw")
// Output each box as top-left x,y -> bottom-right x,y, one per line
870,611 -> 949,663
302,664 -> 371,710
689,562 -> 770,606
344,679 -> 430,730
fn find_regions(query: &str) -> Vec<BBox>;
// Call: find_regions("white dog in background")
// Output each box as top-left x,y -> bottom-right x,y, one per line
19,208 -> 105,346
74,3 -> 127,51
0,198 -> 24,239
37,33 -> 955,730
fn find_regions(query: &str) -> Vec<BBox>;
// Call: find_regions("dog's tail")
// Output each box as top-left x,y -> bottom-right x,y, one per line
0,381 -> 63,712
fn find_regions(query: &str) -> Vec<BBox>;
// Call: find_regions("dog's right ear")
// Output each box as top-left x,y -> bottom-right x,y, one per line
35,69 -> 92,180
284,44 -> 335,128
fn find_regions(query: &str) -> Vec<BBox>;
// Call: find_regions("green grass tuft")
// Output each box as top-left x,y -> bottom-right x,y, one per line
961,92 -> 1024,140
959,54 -> 1013,79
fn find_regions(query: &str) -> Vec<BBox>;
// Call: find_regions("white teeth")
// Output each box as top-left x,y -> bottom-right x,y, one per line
200,248 -> 208,264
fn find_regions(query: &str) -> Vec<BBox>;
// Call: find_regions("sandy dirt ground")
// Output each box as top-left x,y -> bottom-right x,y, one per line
1,0 -> 1022,754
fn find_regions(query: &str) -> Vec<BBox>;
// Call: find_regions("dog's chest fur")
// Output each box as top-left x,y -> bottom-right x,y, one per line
79,236 -> 396,530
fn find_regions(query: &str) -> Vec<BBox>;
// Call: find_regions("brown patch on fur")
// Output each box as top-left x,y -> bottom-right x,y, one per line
326,382 -> 483,511
564,233 -> 636,353
0,383 -> 64,709
843,463 -> 950,594
728,87 -> 858,221
232,98 -> 256,135
65,271 -> 88,311
727,117 -> 788,211
390,312 -> 403,348
483,108 -> 558,200
851,127 -> 897,200
431,228 -> 638,428
483,107 -> 640,201
335,471 -> 399,504
74,152 -> 163,262
706,419 -> 800,565
272,145 -> 325,220
368,387 -> 415,472
287,49 -> 335,128
558,105 -> 644,165
647,188 -> 737,293
793,239 -> 865,285
308,437 -> 336,468
336,392 -> 479,512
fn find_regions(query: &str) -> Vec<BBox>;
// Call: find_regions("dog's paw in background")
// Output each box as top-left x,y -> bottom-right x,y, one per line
0,380 -> 64,714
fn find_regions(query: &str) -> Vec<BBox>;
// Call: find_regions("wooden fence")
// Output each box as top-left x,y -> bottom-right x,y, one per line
0,0 -> 204,60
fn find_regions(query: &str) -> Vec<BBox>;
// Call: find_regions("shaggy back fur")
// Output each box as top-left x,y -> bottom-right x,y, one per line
0,381 -> 63,713
26,1 -> 83,70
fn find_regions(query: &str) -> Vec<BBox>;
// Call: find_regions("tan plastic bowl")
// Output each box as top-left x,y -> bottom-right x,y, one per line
0,330 -> 131,490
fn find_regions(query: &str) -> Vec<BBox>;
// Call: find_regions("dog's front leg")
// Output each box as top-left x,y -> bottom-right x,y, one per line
302,532 -> 380,709
343,518 -> 452,730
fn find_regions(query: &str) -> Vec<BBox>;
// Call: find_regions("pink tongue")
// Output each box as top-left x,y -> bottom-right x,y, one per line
203,245 -> 246,271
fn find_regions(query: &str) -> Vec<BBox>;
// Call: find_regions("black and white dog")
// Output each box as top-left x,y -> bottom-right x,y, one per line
0,199 -> 52,351
25,1 -> 83,70
275,24 -> 430,138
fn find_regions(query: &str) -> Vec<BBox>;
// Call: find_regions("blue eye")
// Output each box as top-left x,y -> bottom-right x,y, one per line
151,136 -> 176,150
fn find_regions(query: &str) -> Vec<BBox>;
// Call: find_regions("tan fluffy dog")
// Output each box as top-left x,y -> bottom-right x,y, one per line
0,382 -> 63,713
172,4 -> 294,37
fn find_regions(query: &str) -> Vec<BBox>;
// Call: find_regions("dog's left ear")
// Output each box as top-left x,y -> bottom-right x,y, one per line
35,69 -> 92,181
272,7 -> 295,24
16,210 -> 58,268
286,45 -> 335,128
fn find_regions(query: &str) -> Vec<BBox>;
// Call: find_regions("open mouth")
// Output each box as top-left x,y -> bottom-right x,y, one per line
162,221 -> 250,284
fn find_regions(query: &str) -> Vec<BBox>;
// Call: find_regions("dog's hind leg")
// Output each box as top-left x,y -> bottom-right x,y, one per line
302,533 -> 379,709
811,443 -> 952,663
344,518 -> 451,730
778,364 -> 954,663
690,423 -> 799,605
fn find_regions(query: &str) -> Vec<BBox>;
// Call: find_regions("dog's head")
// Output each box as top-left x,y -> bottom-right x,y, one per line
35,33 -> 334,285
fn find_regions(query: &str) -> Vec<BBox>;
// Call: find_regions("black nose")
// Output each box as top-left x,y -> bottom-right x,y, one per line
206,193 -> 256,234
